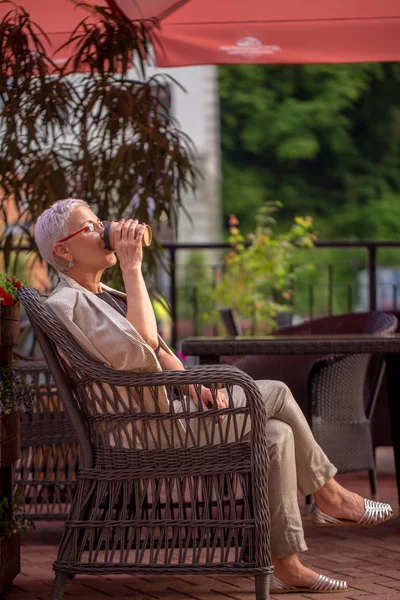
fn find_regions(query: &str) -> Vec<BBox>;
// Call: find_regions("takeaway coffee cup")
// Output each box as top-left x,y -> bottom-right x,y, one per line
103,221 -> 152,250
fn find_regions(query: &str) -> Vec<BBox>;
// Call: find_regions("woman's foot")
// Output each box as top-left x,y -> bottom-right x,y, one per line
273,554 -> 318,588
313,479 -> 364,522
272,553 -> 347,592
313,479 -> 392,525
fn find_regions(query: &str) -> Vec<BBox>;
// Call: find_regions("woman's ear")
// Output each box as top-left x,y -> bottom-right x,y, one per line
53,242 -> 72,263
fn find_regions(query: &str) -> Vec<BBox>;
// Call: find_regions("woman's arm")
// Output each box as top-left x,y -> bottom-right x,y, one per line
123,267 -> 158,349
157,347 -> 227,414
157,346 -> 186,371
113,219 -> 158,349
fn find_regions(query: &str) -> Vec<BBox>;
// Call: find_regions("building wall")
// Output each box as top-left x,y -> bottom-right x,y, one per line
144,64 -> 223,329
146,64 -> 222,247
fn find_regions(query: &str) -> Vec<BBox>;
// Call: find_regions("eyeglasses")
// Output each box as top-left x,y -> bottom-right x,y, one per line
57,221 -> 106,244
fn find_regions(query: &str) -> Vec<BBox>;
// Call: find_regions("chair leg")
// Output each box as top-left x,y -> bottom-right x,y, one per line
303,493 -> 313,515
51,572 -> 69,600
368,468 -> 378,499
305,494 -> 312,505
255,573 -> 271,600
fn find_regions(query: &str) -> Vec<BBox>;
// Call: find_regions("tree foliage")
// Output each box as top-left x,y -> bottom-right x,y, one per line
0,1 -> 197,286
219,63 -> 400,238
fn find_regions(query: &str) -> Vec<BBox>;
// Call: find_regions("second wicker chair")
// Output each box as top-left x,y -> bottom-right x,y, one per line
224,311 -> 398,497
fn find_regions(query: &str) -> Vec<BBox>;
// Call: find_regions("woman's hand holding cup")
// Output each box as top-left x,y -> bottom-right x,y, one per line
113,219 -> 148,273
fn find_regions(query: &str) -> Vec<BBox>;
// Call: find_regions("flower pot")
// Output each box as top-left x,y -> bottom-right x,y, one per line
0,301 -> 22,592
0,412 -> 20,468
0,534 -> 20,593
0,303 -> 20,348
0,413 -> 21,592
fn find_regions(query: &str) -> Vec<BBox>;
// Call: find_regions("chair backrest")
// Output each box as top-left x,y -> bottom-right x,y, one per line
19,287 -> 94,467
307,311 -> 398,421
219,307 -> 243,336
278,311 -> 397,336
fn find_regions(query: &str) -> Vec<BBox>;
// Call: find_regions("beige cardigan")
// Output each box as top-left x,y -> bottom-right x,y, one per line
46,273 -> 186,449
46,273 -> 180,373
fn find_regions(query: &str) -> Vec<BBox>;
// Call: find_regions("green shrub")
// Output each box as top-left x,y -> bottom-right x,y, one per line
214,202 -> 316,333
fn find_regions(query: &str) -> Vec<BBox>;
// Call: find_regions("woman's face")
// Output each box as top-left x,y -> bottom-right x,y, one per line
54,205 -> 117,273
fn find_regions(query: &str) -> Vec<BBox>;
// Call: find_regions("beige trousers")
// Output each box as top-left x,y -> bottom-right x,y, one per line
175,379 -> 337,558
233,380 -> 337,558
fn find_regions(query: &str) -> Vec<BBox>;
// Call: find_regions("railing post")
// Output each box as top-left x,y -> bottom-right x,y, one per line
308,284 -> 314,319
170,246 -> 177,349
192,287 -> 199,336
347,284 -> 353,313
328,264 -> 333,315
212,265 -> 219,335
368,245 -> 377,311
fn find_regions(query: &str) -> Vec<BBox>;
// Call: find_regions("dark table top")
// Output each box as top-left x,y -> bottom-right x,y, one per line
182,334 -> 400,356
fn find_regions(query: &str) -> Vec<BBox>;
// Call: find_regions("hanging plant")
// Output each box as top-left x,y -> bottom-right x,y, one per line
0,365 -> 32,416
0,489 -> 33,538
0,367 -> 33,538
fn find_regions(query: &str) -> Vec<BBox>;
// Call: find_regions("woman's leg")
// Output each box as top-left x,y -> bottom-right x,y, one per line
261,418 -> 346,590
262,418 -> 307,558
233,380 -> 337,495
232,380 -> 380,522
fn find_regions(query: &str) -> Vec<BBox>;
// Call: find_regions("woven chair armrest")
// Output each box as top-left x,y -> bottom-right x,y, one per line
81,364 -> 267,418
85,364 -> 271,509
78,364 -> 270,452
91,363 -> 251,388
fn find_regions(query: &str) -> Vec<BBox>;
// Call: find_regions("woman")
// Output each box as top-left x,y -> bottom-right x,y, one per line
35,199 -> 392,595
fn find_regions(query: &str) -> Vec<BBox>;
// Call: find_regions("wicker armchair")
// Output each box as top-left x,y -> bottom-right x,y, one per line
225,311 -> 397,496
19,287 -> 273,600
14,357 -> 79,520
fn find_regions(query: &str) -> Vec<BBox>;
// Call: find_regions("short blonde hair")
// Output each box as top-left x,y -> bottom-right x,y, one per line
34,198 -> 89,271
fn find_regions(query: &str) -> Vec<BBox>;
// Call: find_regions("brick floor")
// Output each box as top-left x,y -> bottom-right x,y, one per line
2,448 -> 399,600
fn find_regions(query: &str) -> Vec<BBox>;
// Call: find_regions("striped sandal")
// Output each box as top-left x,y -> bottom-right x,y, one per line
313,498 -> 393,527
270,574 -> 348,594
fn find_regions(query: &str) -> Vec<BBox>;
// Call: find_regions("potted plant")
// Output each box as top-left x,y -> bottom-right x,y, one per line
214,202 -> 317,334
0,274 -> 21,351
0,364 -> 33,593
0,274 -> 30,593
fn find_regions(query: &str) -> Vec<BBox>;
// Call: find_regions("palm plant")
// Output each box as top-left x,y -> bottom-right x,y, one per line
0,1 -> 197,287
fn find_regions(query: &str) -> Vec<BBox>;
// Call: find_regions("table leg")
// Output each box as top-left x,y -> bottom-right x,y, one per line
385,354 -> 400,505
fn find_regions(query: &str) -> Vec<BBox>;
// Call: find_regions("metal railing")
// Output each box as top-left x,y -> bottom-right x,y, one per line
163,240 -> 400,348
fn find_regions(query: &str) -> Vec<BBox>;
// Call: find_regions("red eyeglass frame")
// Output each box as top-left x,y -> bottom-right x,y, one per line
56,221 -> 106,244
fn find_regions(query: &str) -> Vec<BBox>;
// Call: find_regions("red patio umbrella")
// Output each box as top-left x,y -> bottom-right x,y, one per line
2,1 -> 400,67
113,0 -> 400,67
0,0 -> 184,67
107,0 -> 189,21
